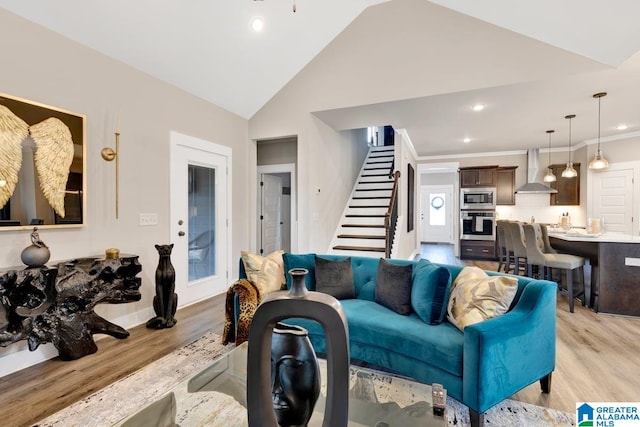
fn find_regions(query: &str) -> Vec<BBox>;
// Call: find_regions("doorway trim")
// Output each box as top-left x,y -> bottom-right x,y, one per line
257,163 -> 297,253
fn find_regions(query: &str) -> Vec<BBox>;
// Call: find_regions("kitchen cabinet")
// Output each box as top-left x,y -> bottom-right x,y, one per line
459,166 -> 497,187
496,166 -> 517,205
460,239 -> 497,260
548,163 -> 580,205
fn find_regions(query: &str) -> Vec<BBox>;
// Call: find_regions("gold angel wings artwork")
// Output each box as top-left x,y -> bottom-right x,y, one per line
0,104 -> 74,218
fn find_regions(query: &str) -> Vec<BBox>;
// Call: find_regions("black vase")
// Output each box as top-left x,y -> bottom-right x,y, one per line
271,322 -> 320,426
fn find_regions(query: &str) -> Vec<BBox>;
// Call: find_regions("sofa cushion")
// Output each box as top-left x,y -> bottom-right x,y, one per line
288,299 -> 464,378
375,258 -> 413,315
240,250 -> 285,297
447,266 -> 518,331
411,259 -> 452,325
314,256 -> 355,299
282,253 -> 317,291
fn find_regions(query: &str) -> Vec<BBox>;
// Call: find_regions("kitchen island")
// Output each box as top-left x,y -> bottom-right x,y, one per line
549,232 -> 640,317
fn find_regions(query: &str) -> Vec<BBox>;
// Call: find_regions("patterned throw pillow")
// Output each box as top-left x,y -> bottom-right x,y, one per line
240,250 -> 286,298
447,266 -> 518,331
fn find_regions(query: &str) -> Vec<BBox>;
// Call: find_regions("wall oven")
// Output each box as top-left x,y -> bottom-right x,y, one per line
460,187 -> 496,210
461,211 -> 496,241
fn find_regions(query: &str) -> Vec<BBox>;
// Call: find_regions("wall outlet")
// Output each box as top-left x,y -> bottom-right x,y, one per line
139,213 -> 158,226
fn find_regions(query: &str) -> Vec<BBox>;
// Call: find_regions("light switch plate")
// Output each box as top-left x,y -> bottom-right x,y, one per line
139,213 -> 158,226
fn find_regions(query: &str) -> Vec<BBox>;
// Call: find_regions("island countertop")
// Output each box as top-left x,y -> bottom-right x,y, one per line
548,231 -> 640,244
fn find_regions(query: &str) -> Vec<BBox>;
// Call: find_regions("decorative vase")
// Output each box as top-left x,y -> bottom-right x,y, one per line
247,268 -> 350,427
21,227 -> 50,267
271,322 -> 320,426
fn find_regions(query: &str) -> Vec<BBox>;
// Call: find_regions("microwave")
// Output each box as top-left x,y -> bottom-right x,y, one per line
460,187 -> 496,210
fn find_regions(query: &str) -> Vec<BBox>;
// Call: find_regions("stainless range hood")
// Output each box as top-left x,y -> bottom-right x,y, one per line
515,148 -> 558,194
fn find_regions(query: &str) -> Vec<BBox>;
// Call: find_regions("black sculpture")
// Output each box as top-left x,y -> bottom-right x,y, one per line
146,244 -> 178,329
271,322 -> 321,426
0,255 -> 142,360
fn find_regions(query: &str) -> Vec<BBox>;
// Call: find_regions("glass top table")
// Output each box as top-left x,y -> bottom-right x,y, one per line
116,342 -> 446,426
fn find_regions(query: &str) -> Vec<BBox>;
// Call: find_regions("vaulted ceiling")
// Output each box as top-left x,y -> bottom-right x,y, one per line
2,0 -> 640,156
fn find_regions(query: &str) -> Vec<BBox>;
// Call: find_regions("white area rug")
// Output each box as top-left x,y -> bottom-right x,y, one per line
36,333 -> 575,426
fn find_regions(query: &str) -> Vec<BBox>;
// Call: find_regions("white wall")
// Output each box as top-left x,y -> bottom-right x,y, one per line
0,9 -> 250,375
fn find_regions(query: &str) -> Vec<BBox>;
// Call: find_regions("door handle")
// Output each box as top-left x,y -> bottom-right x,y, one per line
178,231 -> 185,236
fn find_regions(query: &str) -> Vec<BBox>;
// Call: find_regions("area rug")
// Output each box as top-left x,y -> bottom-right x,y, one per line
36,332 -> 575,426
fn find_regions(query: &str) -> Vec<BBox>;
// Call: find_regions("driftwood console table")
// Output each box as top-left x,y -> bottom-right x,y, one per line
0,255 -> 142,360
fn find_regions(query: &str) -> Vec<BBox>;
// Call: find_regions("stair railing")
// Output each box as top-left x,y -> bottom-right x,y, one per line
384,170 -> 401,258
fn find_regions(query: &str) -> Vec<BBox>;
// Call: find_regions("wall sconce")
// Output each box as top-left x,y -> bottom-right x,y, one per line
101,121 -> 120,218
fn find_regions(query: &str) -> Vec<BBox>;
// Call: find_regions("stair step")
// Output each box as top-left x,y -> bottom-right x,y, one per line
358,181 -> 393,184
370,147 -> 394,152
364,167 -> 390,171
342,224 -> 385,228
366,160 -> 393,165
352,196 -> 391,200
361,173 -> 391,177
333,245 -> 386,253
349,205 -> 388,209
355,188 -> 392,192
337,234 -> 385,240
346,214 -> 386,218
368,154 -> 393,159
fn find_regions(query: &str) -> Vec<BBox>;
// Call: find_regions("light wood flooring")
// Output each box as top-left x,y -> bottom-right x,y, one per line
1,245 -> 638,426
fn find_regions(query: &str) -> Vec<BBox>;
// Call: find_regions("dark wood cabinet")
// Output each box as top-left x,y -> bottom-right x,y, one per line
496,166 -> 517,205
548,163 -> 580,205
460,239 -> 497,260
459,166 -> 497,187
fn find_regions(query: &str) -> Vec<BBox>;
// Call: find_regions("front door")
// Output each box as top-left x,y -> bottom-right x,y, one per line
170,131 -> 230,305
420,185 -> 454,243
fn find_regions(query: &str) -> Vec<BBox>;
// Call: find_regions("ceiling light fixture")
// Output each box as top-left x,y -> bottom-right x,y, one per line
251,16 -> 265,32
463,137 -> 471,143
471,104 -> 485,112
562,114 -> 578,178
543,130 -> 557,183
589,92 -> 609,170
617,124 -> 628,131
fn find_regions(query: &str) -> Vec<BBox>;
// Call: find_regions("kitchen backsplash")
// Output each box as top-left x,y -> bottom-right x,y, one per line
496,193 -> 586,227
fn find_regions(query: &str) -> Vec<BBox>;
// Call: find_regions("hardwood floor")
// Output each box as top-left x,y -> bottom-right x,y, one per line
1,246 -> 639,426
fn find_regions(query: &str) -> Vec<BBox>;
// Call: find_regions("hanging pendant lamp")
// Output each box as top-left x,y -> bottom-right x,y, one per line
543,130 -> 557,182
588,92 -> 609,170
562,114 -> 578,178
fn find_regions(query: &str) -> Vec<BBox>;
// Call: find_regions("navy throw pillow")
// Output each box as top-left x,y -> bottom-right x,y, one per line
375,258 -> 413,315
315,256 -> 355,299
411,259 -> 453,324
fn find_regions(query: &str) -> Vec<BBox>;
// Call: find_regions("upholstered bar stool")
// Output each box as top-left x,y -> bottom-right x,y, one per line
496,220 -> 509,273
523,224 -> 586,313
506,221 -> 528,275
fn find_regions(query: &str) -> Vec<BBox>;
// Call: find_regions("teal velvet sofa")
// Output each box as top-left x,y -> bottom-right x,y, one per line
238,254 -> 556,425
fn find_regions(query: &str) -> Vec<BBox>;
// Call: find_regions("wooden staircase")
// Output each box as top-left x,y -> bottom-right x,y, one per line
330,146 -> 398,257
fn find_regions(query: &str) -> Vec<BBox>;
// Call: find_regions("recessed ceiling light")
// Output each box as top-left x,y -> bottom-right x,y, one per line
617,124 -> 628,130
251,16 -> 265,32
471,104 -> 485,112
463,137 -> 471,143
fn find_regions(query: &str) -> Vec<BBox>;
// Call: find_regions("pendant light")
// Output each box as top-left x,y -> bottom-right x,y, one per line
588,92 -> 609,170
543,130 -> 557,182
562,114 -> 578,178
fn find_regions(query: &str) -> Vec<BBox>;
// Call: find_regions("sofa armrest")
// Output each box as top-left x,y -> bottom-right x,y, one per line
462,279 -> 556,413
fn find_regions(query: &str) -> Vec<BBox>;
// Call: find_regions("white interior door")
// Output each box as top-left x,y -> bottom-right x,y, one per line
170,132 -> 230,305
420,185 -> 454,243
259,173 -> 282,254
592,167 -> 634,234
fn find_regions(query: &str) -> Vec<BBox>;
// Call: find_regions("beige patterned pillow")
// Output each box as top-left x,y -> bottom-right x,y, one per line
241,250 -> 285,298
447,266 -> 518,331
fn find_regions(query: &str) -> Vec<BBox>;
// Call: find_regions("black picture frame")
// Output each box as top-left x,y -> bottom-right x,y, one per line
407,164 -> 415,232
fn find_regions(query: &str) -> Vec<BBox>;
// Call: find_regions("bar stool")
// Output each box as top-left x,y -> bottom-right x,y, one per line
506,221 -> 528,275
523,224 -> 586,313
496,220 -> 509,273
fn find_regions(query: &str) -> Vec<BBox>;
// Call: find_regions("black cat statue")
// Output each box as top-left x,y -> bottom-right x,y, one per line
146,244 -> 178,329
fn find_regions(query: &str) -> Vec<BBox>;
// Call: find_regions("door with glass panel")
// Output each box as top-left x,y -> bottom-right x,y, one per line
420,185 -> 454,243
170,132 -> 230,305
